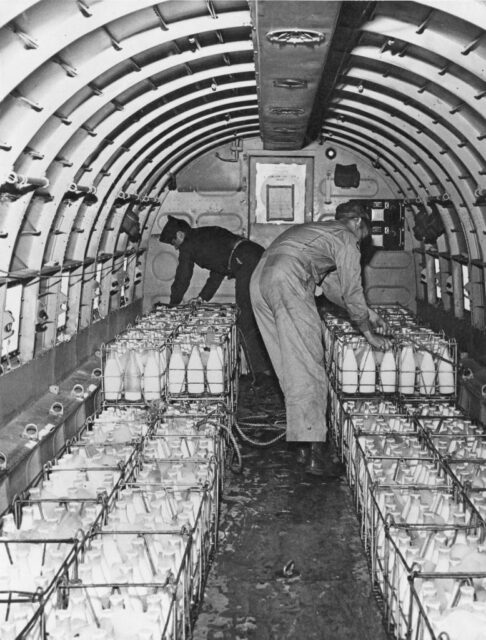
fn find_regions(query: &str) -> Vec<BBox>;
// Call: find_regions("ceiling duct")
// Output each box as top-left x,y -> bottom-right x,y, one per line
249,0 -> 342,150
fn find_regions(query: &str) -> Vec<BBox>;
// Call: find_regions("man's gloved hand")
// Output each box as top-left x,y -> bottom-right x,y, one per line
368,308 -> 391,335
366,333 -> 393,351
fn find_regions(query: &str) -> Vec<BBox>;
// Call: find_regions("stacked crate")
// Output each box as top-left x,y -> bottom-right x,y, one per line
0,304 -> 238,639
324,305 -> 486,640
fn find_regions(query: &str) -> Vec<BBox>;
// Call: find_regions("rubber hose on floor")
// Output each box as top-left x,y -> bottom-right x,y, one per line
204,419 -> 244,474
233,406 -> 287,453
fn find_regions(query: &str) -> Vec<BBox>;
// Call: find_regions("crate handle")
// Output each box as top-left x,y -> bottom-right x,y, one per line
22,423 -> 39,441
71,384 -> 85,398
49,402 -> 64,417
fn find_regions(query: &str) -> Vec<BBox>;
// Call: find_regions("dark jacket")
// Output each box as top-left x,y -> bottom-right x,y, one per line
170,227 -> 256,305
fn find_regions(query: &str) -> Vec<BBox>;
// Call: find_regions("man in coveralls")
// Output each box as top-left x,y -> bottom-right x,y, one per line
249,201 -> 392,475
159,216 -> 271,383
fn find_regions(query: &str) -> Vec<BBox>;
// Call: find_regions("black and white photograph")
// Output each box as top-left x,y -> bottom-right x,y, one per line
0,1 -> 485,638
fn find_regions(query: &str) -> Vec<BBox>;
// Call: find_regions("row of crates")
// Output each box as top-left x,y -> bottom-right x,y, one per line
0,400 -> 229,639
101,304 -> 239,409
322,305 -> 458,400
324,306 -> 486,640
0,304 -> 235,639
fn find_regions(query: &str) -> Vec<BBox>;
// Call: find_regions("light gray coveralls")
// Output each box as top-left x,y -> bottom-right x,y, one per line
249,219 -> 371,442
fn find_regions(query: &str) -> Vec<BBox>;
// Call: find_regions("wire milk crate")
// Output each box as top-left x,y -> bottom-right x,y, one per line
328,333 -> 401,396
101,341 -> 169,407
394,334 -> 458,401
403,568 -> 486,640
134,455 -> 219,538
159,401 -> 230,431
350,430 -> 444,515
369,303 -> 418,327
2,442 -> 141,538
0,528 -> 81,640
145,433 -> 225,489
363,477 -> 473,587
329,392 -> 407,470
400,401 -> 464,419
378,513 -> 486,640
106,477 -> 217,613
81,407 -> 155,446
329,333 -> 458,401
166,332 -> 232,403
48,526 -> 194,640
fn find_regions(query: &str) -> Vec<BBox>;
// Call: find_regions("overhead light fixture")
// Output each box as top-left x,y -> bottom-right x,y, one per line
325,147 -> 337,159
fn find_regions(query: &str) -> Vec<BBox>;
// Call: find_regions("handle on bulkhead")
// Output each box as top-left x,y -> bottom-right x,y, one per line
71,383 -> 85,398
22,423 -> 39,441
49,401 -> 64,417
0,451 -> 7,470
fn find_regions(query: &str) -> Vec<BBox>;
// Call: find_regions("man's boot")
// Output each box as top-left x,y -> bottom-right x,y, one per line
304,442 -> 326,476
305,441 -> 345,478
296,444 -> 308,465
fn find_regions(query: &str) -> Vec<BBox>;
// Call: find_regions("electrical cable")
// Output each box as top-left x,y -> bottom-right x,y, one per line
233,326 -> 287,450
233,418 -> 286,448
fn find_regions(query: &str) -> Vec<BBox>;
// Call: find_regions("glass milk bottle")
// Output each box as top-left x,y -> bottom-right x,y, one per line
124,349 -> 142,402
168,344 -> 186,394
206,344 -> 224,394
437,341 -> 455,394
418,349 -> 436,395
357,343 -> 375,394
341,342 -> 358,393
187,345 -> 205,394
159,345 -> 168,394
104,346 -> 123,401
143,348 -> 161,402
380,348 -> 397,393
399,342 -> 416,394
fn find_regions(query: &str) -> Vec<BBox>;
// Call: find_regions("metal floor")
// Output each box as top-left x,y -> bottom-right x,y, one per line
192,382 -> 390,640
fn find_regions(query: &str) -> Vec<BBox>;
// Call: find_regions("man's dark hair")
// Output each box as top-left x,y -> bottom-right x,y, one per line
359,215 -> 371,239
335,200 -> 368,221
159,215 -> 191,244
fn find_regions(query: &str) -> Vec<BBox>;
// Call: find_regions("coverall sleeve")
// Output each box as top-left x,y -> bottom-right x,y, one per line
170,249 -> 194,305
320,271 -> 345,308
333,236 -> 371,332
199,272 -> 225,301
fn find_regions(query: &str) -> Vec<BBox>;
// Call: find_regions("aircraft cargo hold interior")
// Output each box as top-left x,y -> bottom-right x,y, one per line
0,1 -> 486,639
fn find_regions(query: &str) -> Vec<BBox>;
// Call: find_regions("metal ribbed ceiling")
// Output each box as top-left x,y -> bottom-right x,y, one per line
0,0 -> 485,323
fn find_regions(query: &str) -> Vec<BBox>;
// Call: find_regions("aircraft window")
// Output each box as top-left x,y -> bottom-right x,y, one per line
2,284 -> 22,365
92,263 -> 103,322
56,274 -> 70,339
120,257 -> 128,306
434,258 -> 441,299
462,264 -> 471,312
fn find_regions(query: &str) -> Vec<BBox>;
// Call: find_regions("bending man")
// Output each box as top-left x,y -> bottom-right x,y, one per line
249,201 -> 392,475
159,216 -> 271,382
